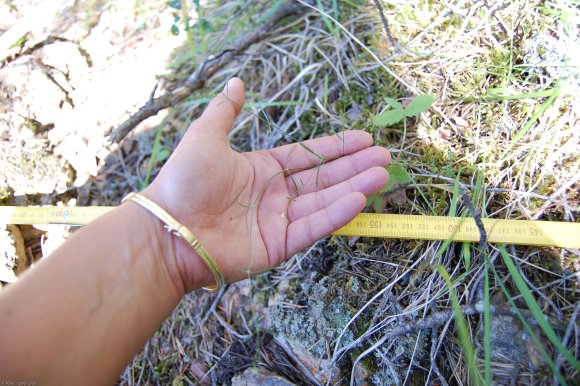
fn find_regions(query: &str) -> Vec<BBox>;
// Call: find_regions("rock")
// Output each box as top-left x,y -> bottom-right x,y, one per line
0,136 -> 70,195
37,41 -> 90,93
0,56 -> 67,129
231,367 -> 295,386
477,312 -> 546,384
275,337 -> 340,385
268,273 -> 353,385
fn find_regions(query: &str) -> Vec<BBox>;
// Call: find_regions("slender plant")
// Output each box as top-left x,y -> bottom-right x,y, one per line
372,94 -> 435,152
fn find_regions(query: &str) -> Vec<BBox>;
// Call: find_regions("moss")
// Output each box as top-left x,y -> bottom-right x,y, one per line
414,145 -> 457,174
251,274 -> 272,307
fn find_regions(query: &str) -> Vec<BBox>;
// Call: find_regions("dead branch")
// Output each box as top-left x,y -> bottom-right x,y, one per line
108,0 -> 315,143
384,301 -> 567,342
331,301 -> 567,368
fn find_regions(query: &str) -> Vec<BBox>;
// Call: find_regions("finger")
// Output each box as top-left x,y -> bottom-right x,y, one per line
269,130 -> 373,172
287,166 -> 388,222
286,146 -> 390,196
188,77 -> 245,140
286,192 -> 366,256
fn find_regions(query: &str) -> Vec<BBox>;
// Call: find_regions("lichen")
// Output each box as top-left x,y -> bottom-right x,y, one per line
269,272 -> 356,357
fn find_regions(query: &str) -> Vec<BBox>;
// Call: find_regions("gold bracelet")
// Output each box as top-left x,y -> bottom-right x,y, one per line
123,193 -> 224,292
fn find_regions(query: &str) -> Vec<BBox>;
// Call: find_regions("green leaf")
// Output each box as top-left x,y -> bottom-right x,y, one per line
383,97 -> 403,110
168,0 -> 181,10
404,94 -> 435,117
170,23 -> 180,36
197,18 -> 212,31
382,163 -> 413,192
372,109 -> 404,126
366,194 -> 385,213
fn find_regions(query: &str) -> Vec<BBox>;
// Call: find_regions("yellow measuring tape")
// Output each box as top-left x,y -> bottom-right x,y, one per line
333,213 -> 579,248
0,206 -> 578,248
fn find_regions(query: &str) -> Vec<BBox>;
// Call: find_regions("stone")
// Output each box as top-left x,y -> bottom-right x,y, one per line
231,367 -> 295,386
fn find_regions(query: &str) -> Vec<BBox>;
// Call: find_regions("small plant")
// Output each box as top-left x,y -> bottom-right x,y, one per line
366,162 -> 412,211
372,94 -> 435,152
372,95 -> 435,126
367,94 -> 436,212
168,0 -> 212,54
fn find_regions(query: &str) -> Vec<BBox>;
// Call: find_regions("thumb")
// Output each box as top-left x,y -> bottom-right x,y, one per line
188,77 -> 245,140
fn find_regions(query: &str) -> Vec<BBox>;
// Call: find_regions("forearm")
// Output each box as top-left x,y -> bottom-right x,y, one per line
0,202 -> 187,384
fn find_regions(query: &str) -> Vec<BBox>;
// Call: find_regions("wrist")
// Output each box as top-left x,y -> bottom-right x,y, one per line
171,234 -> 217,292
135,190 -> 217,292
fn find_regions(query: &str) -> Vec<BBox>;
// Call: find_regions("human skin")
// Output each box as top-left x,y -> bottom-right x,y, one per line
0,77 -> 390,384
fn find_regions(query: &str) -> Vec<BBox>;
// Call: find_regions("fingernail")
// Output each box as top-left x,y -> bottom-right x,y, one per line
224,77 -> 238,91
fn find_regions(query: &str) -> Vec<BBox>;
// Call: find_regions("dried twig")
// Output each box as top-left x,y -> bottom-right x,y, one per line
430,325 -> 451,386
108,0 -> 315,143
461,190 -> 487,252
371,0 -> 400,50
387,301 -> 567,341
273,337 -> 323,386
331,300 -> 567,369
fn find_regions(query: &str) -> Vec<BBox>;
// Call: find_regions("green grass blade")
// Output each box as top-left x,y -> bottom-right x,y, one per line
256,0 -> 285,23
297,141 -> 325,162
323,74 -> 329,107
497,245 -> 580,369
490,261 -> 569,385
140,116 -> 170,190
437,265 -> 483,386
449,171 -> 461,217
463,88 -> 556,102
512,86 -> 559,142
332,0 -> 339,22
483,254 -> 491,386
244,101 -> 301,108
462,242 -> 471,271
316,0 -> 338,36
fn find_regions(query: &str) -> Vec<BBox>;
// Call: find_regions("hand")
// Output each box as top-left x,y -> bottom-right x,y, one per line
145,78 -> 390,290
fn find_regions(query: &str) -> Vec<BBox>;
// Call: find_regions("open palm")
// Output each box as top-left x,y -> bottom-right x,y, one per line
145,78 -> 390,289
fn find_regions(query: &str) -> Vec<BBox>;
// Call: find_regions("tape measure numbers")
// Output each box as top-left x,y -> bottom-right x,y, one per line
333,213 -> 579,248
1,206 -> 578,248
0,206 -> 115,226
